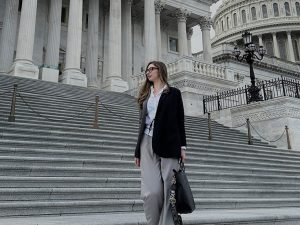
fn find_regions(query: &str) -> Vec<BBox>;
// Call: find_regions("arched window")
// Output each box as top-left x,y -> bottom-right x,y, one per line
273,3 -> 279,17
222,20 -> 224,31
251,7 -> 257,20
226,17 -> 229,29
242,10 -> 247,23
285,2 -> 291,16
293,40 -> 300,61
296,2 -> 300,16
233,13 -> 237,26
262,4 -> 268,18
216,22 -> 219,33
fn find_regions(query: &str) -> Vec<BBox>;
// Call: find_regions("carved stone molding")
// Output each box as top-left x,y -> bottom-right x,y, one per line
199,16 -> 212,30
171,79 -> 223,93
175,8 -> 191,22
154,0 -> 165,14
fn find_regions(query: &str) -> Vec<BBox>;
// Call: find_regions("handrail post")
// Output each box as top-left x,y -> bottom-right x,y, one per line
285,125 -> 292,150
93,96 -> 99,129
8,84 -> 18,122
246,118 -> 252,145
208,113 -> 212,140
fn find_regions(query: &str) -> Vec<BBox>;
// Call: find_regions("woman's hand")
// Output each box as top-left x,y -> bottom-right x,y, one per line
181,148 -> 186,162
135,157 -> 140,167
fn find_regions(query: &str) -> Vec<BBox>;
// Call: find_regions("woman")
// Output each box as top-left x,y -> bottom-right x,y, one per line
134,61 -> 187,225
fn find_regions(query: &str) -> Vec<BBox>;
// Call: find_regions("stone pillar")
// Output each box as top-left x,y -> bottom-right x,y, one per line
200,16 -> 213,63
272,32 -> 280,58
104,0 -> 128,92
155,0 -> 164,60
287,31 -> 296,62
121,0 -> 133,86
10,0 -> 39,79
0,0 -> 19,73
144,0 -> 157,65
258,34 -> 263,46
86,0 -> 99,88
187,27 -> 193,56
176,8 -> 190,56
61,0 -> 87,87
41,0 -> 62,83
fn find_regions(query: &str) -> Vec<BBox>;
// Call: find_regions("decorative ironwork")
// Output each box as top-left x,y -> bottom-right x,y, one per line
233,31 -> 266,102
203,77 -> 300,114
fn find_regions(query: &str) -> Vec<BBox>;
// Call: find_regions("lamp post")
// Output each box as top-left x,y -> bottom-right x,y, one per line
233,31 -> 266,103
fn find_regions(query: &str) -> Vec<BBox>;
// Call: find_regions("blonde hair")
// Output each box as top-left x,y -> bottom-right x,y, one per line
137,61 -> 169,109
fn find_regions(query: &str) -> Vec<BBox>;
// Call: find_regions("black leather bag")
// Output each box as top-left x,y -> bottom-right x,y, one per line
173,160 -> 195,214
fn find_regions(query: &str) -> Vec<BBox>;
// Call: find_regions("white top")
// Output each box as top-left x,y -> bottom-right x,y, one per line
144,85 -> 167,137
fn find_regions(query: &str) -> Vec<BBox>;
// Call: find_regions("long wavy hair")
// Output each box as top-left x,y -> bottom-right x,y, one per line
137,61 -> 169,109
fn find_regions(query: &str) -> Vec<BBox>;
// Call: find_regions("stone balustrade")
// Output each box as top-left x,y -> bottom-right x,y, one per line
130,57 -> 229,90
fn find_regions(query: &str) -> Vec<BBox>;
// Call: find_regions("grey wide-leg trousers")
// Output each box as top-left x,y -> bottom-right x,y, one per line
140,134 -> 180,225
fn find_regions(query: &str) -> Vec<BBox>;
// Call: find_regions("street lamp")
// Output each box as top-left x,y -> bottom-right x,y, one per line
233,31 -> 266,103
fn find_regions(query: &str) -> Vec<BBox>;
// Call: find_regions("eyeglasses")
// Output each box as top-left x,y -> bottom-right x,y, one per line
145,67 -> 158,74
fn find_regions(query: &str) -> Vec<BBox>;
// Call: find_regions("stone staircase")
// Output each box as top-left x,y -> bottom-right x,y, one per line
1,73 -> 300,224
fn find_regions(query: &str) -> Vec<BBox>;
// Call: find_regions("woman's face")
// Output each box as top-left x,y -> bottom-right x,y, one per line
145,64 -> 160,83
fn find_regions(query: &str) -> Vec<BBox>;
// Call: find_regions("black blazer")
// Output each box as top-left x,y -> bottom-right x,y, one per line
135,86 -> 187,159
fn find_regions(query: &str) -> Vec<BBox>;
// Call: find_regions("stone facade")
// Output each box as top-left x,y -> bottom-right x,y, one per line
212,0 -> 300,63
0,0 -> 216,91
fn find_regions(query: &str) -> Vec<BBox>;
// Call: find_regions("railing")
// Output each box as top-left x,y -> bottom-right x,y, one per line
203,77 -> 300,114
130,58 -> 230,89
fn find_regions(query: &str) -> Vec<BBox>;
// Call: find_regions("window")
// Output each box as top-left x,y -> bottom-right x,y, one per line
242,10 -> 247,23
233,13 -> 237,26
226,17 -> 229,29
273,3 -> 279,17
169,37 -> 178,52
296,2 -> 300,16
61,7 -> 68,24
265,40 -> 273,56
292,40 -> 300,61
262,5 -> 268,18
278,39 -> 287,59
18,0 -> 22,12
285,2 -> 291,16
222,20 -> 224,31
85,13 -> 89,29
251,7 -> 257,20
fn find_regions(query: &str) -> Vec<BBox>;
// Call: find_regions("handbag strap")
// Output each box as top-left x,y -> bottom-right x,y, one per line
170,173 -> 183,225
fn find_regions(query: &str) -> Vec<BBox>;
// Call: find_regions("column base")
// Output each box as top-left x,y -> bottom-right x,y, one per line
40,67 -> 59,83
61,69 -> 87,87
9,60 -> 39,79
103,78 -> 129,92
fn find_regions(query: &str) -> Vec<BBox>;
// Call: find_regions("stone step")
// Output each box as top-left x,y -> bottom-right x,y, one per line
2,187 -> 300,202
0,146 -> 296,168
0,198 -> 300,217
1,176 -> 300,190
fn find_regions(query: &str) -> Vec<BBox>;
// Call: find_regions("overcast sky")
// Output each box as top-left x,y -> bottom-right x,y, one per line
191,0 -> 223,53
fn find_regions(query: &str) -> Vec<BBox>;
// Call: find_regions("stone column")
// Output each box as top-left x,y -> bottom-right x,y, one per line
155,0 -> 164,60
287,31 -> 296,62
62,0 -> 87,87
187,27 -> 193,56
272,32 -> 280,58
176,9 -> 190,56
104,0 -> 128,92
144,0 -> 157,65
0,0 -> 19,73
121,0 -> 133,86
10,0 -> 39,79
200,16 -> 213,63
258,34 -> 263,46
86,0 -> 99,88
41,0 -> 62,83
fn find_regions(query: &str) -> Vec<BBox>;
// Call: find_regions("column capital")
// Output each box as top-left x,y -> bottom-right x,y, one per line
187,27 -> 193,40
199,16 -> 212,30
175,8 -> 190,22
155,0 -> 165,14
286,30 -> 292,35
272,32 -> 277,36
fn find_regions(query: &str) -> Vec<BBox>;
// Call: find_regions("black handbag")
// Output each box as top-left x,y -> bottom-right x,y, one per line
170,160 -> 195,225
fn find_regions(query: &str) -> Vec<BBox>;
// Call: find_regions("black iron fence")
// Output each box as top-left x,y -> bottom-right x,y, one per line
203,77 -> 300,114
